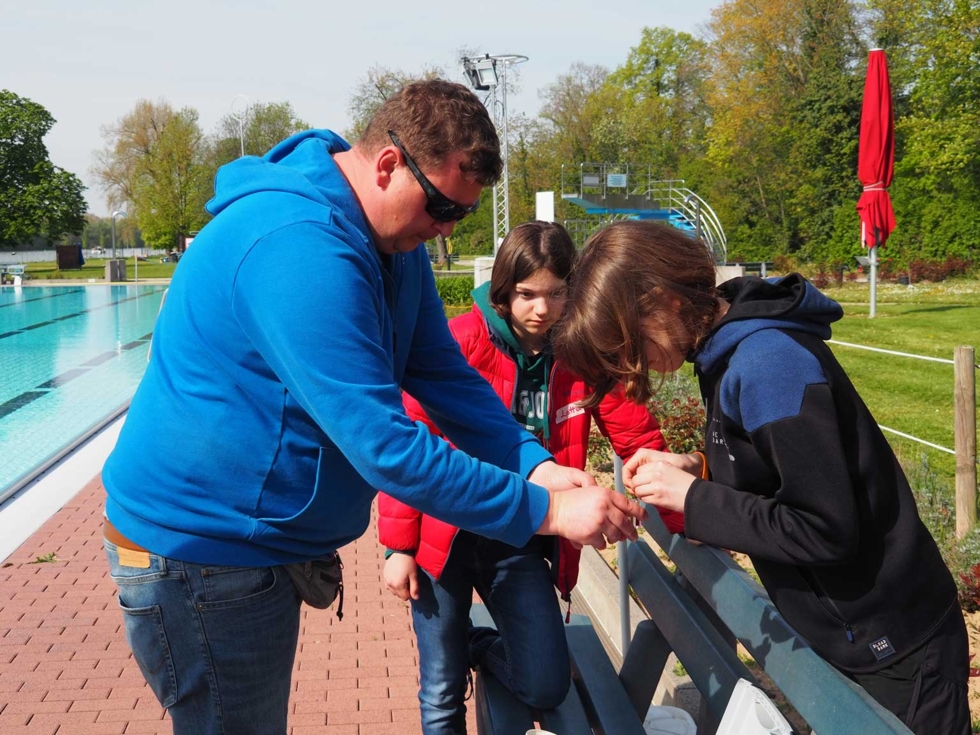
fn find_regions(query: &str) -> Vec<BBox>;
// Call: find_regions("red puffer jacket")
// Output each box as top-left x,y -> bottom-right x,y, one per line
378,304 -> 683,601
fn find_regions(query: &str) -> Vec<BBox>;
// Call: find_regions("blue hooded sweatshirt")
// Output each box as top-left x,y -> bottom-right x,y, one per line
102,130 -> 552,566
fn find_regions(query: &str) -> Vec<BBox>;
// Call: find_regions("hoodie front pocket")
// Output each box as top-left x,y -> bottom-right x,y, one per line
254,446 -> 374,546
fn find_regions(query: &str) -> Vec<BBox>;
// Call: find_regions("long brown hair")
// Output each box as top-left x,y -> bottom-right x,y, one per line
554,221 -> 718,406
488,221 -> 576,320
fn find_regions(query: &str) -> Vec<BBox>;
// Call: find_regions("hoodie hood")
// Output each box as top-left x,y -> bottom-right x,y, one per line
696,274 -> 843,375
206,129 -> 370,237
471,281 -> 552,441
472,282 -> 524,354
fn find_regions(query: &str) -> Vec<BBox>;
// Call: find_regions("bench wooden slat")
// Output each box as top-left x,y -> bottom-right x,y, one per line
641,513 -> 913,734
471,604 -> 594,735
618,618 -> 672,719
627,540 -> 756,722
566,624 -> 648,735
537,679 -> 594,735
474,671 -> 536,735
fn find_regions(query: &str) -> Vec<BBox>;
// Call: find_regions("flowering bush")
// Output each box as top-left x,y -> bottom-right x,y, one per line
651,395 -> 708,454
585,372 -> 707,472
646,373 -> 706,454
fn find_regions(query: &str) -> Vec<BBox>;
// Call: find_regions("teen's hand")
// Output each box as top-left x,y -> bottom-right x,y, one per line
536,485 -> 647,550
529,460 -> 598,492
627,458 -> 697,513
623,449 -> 704,490
384,553 -> 419,601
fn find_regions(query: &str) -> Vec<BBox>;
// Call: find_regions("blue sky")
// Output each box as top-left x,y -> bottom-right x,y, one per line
2,0 -> 720,216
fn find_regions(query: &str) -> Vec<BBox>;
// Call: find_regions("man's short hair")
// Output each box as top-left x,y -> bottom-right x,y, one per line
358,79 -> 502,186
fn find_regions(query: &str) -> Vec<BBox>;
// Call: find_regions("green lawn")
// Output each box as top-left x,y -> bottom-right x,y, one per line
819,279 -> 980,480
26,257 -> 177,280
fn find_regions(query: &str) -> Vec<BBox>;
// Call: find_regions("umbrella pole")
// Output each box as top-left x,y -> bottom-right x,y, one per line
869,245 -> 877,318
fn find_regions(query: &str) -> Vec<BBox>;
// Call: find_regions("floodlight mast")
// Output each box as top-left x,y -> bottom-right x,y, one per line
461,54 -> 528,255
231,95 -> 251,158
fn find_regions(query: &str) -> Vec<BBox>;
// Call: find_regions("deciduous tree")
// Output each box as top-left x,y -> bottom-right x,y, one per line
93,100 -> 210,249
208,101 -> 310,169
0,90 -> 87,245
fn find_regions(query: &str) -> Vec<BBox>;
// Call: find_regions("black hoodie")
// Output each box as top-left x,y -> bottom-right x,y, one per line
684,274 -> 956,673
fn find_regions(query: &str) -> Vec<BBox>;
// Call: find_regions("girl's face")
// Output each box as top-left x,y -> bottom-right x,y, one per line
507,268 -> 568,350
641,315 -> 691,375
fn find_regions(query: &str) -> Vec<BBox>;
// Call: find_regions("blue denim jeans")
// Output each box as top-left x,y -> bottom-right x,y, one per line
104,541 -> 301,734
411,532 -> 570,735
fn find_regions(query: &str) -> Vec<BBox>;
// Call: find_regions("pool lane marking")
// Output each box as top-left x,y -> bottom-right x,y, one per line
0,392 -> 48,420
0,288 -> 86,309
0,336 -> 153,420
0,288 -> 164,340
0,293 -> 159,421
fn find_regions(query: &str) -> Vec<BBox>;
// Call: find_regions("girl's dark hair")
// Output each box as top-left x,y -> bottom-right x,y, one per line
554,221 -> 719,406
488,221 -> 576,319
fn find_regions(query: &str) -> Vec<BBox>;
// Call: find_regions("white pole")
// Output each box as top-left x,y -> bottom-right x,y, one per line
500,61 -> 510,239
614,455 -> 631,655
491,81 -> 501,257
869,245 -> 877,318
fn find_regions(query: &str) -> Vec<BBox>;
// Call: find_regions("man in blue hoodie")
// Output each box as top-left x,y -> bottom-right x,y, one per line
100,79 -> 646,734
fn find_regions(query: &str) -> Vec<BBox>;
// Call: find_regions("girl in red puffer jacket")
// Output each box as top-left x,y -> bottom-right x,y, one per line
378,222 -> 682,734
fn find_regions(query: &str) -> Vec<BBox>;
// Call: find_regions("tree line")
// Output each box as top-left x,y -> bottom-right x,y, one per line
451,0 -> 978,269
3,0 -> 977,267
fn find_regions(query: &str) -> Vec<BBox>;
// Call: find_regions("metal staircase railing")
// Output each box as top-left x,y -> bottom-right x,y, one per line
560,163 -> 727,263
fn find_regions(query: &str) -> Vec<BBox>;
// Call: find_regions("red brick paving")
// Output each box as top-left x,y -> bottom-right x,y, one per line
0,476 -> 479,734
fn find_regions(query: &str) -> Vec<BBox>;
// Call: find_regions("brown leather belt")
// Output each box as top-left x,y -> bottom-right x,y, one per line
103,517 -> 150,553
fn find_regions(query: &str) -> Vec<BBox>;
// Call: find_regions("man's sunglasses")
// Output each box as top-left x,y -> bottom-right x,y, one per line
388,130 -> 480,223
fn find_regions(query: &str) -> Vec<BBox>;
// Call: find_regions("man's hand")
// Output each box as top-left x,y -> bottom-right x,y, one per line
529,460 -> 597,492
626,455 -> 698,513
383,553 -> 419,601
622,449 -> 704,490
536,485 -> 647,550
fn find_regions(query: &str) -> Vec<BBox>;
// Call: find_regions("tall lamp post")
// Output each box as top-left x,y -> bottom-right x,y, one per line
111,210 -> 127,260
462,53 -> 528,255
231,95 -> 251,158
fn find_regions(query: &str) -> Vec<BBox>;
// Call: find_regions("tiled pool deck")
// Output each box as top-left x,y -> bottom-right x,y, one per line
0,475 -> 479,734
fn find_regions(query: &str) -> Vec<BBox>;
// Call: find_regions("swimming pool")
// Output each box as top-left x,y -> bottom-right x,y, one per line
0,285 -> 168,499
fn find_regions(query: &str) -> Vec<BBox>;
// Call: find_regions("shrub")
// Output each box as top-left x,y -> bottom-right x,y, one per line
900,452 -> 980,606
587,429 -> 613,473
435,276 -> 474,305
652,396 -> 707,454
772,254 -> 796,275
811,265 -> 830,289
647,372 -> 706,454
959,562 -> 980,613
584,372 -> 706,472
907,256 -> 973,284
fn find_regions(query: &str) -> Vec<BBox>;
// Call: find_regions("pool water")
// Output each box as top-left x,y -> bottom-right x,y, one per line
0,285 -> 168,496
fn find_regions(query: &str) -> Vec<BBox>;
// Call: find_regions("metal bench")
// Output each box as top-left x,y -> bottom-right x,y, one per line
473,458 -> 914,735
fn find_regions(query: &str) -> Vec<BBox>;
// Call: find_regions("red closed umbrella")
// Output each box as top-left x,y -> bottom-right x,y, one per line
856,48 -> 896,317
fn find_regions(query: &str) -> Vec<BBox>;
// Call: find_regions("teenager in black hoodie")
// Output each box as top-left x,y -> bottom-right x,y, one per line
556,221 -> 969,735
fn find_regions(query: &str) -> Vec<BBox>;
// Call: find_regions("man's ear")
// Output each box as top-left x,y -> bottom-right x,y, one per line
374,146 -> 399,191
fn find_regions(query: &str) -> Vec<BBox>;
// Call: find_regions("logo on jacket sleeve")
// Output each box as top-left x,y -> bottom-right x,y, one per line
869,636 -> 896,662
555,402 -> 586,424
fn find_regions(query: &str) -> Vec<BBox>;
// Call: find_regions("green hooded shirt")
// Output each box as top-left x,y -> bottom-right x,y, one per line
472,282 -> 551,443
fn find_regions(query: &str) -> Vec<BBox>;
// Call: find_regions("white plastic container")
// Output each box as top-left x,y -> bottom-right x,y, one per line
644,704 -> 698,734
716,678 -> 793,735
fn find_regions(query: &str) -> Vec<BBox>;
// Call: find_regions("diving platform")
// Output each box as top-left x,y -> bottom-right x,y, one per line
561,164 -> 727,263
